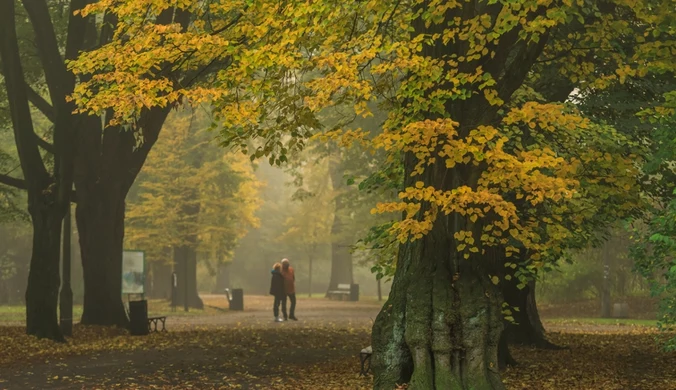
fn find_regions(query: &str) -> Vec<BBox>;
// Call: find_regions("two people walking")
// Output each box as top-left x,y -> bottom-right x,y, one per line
269,258 -> 297,322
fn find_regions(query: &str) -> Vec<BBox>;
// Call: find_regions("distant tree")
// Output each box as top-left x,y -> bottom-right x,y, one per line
278,152 -> 333,297
125,108 -> 261,308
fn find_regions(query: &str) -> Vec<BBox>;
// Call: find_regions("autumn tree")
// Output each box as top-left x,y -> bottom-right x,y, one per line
126,108 -> 261,308
278,153 -> 333,297
68,0 -> 676,388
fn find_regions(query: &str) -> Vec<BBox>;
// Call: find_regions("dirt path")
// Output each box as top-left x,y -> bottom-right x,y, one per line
170,294 -> 382,328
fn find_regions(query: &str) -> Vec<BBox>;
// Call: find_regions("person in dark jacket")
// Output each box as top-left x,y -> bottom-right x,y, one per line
269,262 -> 287,322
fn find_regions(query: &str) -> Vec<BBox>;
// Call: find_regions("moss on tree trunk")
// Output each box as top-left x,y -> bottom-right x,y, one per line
372,216 -> 505,389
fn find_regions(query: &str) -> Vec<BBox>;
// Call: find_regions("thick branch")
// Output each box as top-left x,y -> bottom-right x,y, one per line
0,173 -> 77,201
22,0 -> 72,109
0,173 -> 27,190
497,31 -> 550,102
34,132 -> 54,153
26,84 -> 55,122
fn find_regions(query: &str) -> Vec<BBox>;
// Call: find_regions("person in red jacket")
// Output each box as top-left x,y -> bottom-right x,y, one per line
281,258 -> 298,321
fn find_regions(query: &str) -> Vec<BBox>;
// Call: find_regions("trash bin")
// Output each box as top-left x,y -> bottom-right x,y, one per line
350,284 -> 360,302
229,288 -> 244,311
129,300 -> 149,336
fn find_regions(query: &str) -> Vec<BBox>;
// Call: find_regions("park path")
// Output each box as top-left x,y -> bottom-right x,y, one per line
170,294 -> 382,328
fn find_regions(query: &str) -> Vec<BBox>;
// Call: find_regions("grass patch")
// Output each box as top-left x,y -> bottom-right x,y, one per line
544,317 -> 658,327
0,299 -> 225,324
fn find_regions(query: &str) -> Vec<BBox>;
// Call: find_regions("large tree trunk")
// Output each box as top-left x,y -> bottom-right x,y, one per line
25,202 -> 65,341
371,209 -> 504,389
369,1 -> 551,385
76,182 -> 129,326
75,109 -> 170,325
173,246 -> 204,309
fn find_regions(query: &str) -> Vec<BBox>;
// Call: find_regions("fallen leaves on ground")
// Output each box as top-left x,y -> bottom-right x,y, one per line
0,321 -> 373,389
503,329 -> 676,390
1,319 -> 676,389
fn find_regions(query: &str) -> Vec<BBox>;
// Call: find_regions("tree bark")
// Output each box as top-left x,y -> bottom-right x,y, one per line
25,203 -> 65,341
76,181 -> 129,326
372,206 -> 505,389
173,246 -> 204,309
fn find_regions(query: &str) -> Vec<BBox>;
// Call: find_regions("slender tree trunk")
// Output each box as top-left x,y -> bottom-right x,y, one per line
25,203 -> 65,341
173,246 -> 204,309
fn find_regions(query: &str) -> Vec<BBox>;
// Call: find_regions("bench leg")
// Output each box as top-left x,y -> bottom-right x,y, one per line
360,353 -> 372,376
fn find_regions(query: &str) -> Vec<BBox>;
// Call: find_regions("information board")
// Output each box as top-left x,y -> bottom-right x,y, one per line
122,250 -> 145,294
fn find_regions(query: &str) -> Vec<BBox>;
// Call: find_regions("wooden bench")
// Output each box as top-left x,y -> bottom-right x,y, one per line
147,316 -> 167,332
359,346 -> 372,376
327,283 -> 352,301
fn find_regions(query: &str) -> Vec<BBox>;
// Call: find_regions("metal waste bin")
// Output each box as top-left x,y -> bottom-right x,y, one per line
229,288 -> 244,311
129,300 -> 149,336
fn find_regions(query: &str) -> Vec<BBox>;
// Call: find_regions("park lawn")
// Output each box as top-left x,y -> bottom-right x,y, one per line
0,298 -> 228,323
